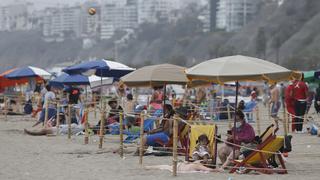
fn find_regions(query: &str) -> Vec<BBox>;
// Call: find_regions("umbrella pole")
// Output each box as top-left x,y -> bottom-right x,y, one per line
233,81 -> 239,160
4,96 -> 8,121
68,104 -> 72,139
56,103 -> 60,136
163,83 -> 166,117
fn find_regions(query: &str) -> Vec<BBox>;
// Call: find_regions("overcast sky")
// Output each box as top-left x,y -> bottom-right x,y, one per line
1,0 -> 88,9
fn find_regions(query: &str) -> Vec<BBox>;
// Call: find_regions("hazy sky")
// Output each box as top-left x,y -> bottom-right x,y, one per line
1,0 -> 88,9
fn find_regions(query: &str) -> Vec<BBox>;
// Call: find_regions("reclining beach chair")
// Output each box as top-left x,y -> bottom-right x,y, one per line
229,124 -> 287,174
185,122 -> 218,165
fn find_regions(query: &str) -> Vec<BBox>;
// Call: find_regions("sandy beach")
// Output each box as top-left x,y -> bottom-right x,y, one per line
1,103 -> 320,180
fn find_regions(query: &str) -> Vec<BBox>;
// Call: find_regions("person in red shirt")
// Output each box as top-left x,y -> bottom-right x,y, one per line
290,75 -> 308,133
285,82 -> 295,131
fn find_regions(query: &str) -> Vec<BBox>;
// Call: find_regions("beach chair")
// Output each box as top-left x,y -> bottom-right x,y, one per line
229,124 -> 287,174
185,122 -> 218,165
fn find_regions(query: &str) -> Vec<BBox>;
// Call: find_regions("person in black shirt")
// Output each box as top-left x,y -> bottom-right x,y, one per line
67,86 -> 81,104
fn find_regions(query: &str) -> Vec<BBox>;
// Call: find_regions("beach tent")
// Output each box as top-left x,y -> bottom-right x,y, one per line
0,68 -> 43,91
303,71 -> 319,83
186,55 -> 295,158
4,66 -> 51,79
62,59 -> 135,78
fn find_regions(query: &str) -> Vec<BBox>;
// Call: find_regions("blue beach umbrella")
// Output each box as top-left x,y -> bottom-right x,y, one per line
62,59 -> 135,78
49,73 -> 90,88
5,66 -> 51,79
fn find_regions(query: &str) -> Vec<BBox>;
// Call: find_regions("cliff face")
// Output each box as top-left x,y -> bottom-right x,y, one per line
1,0 -> 320,72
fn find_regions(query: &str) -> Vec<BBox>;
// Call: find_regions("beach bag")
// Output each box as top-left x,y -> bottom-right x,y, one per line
24,100 -> 33,114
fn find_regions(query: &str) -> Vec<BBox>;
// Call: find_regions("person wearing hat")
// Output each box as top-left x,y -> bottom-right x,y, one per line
134,104 -> 189,155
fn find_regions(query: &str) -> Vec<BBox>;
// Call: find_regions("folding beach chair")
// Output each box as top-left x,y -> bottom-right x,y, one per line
229,124 -> 287,174
185,122 -> 218,165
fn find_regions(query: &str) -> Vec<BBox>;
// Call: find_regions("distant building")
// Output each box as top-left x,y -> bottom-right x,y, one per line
100,0 -> 138,40
0,2 -> 29,31
216,0 -> 258,32
81,1 -> 100,38
42,6 -> 82,41
137,0 -> 179,24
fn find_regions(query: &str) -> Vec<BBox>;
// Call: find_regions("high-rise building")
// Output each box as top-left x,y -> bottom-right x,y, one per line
216,0 -> 258,32
42,6 -> 82,41
100,0 -> 138,40
0,2 -> 29,31
137,0 -> 179,24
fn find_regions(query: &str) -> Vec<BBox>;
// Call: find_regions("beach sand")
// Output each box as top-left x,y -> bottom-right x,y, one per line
1,103 -> 320,180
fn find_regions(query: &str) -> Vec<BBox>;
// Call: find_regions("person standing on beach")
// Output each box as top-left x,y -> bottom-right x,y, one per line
285,81 -> 296,131
32,85 -> 56,127
270,83 -> 281,120
291,75 -> 308,133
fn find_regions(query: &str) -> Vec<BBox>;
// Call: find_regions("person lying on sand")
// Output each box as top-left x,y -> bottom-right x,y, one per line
24,123 -> 84,136
144,161 -> 218,173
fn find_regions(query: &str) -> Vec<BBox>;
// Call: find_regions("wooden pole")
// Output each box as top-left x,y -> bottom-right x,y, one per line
56,102 -> 60,135
4,96 -> 8,121
84,105 -> 89,144
119,111 -> 124,158
256,105 -> 261,135
93,93 -> 97,119
227,104 -> 231,129
68,104 -> 71,139
267,102 -> 271,123
44,100 -> 49,127
283,106 -> 288,135
172,115 -> 178,176
139,110 -> 146,165
99,101 -> 106,149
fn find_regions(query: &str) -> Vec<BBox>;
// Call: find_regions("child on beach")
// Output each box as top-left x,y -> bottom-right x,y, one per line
192,134 -> 210,164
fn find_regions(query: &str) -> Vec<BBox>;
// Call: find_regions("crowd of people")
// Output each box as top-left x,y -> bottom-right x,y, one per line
3,75 -> 316,173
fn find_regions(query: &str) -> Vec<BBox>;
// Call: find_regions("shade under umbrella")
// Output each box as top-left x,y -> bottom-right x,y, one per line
186,55 -> 294,83
186,55 -> 294,160
62,59 -> 135,78
5,66 -> 51,79
120,64 -> 189,87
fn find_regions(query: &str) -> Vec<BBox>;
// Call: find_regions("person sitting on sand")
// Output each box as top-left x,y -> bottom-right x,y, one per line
93,97 -> 123,134
218,110 -> 255,171
192,134 -> 210,164
144,161 -> 218,173
134,104 -> 188,155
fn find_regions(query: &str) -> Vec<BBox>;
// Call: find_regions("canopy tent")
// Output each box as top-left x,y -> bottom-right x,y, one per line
186,55 -> 294,159
62,59 -> 135,78
0,68 -> 44,91
4,66 -> 51,80
120,64 -> 189,87
303,71 -> 319,83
